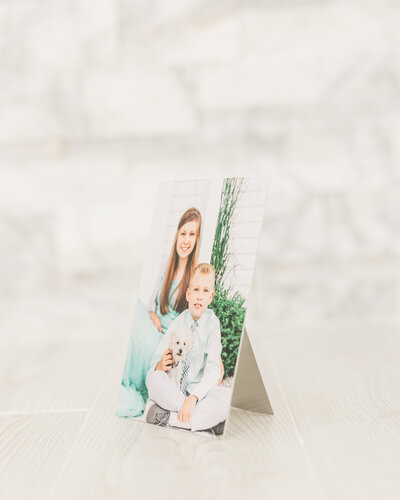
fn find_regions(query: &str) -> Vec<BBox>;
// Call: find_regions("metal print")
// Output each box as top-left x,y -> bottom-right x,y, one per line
117,177 -> 268,438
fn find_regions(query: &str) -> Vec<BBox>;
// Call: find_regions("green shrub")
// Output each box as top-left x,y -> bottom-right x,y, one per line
211,178 -> 245,287
210,283 -> 246,377
210,178 -> 248,378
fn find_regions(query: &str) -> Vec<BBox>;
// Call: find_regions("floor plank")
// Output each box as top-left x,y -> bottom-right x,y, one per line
0,412 -> 86,500
1,281 -> 399,499
48,348 -> 326,500
261,322 -> 400,500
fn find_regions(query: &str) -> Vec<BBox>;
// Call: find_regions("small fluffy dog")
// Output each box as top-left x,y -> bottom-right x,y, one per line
167,327 -> 194,387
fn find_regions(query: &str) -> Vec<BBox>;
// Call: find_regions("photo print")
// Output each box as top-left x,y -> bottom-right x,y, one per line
117,177 -> 268,438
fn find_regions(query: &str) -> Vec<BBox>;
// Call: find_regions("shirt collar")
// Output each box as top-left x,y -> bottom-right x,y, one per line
185,307 -> 210,330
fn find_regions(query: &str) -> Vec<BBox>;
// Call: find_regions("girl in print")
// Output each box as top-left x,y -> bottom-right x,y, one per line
118,208 -> 208,417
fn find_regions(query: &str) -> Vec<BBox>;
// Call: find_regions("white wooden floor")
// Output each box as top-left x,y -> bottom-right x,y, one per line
1,278 -> 399,500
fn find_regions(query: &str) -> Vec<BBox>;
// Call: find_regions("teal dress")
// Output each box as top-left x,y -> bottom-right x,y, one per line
117,279 -> 179,417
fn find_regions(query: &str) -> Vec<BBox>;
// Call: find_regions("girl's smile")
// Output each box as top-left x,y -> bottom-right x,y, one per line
176,220 -> 198,260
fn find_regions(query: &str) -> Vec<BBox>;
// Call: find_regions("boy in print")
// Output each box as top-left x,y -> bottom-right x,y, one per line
145,263 -> 231,435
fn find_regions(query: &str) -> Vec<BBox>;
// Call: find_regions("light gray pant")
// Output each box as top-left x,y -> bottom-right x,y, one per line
146,370 -> 231,432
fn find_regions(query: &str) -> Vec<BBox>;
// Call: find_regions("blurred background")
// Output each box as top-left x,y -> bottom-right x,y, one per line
1,2 -> 399,498
0,0 -> 399,338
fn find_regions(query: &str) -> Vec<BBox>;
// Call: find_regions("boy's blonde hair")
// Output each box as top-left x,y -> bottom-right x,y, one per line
191,263 -> 215,285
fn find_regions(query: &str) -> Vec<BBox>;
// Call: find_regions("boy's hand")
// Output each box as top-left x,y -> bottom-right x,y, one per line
178,394 -> 198,423
156,348 -> 173,371
149,312 -> 162,332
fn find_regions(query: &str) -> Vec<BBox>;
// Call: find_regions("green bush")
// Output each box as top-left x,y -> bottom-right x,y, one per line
210,283 -> 246,377
210,178 -> 247,378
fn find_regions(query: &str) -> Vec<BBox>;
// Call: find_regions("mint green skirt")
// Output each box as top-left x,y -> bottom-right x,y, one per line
117,298 -> 164,417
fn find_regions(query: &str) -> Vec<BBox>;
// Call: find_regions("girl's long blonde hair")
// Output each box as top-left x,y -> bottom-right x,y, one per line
159,207 -> 202,315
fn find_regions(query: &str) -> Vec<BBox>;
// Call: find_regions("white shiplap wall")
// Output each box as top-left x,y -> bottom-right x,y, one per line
224,178 -> 269,301
138,176 -> 268,306
138,178 -> 222,306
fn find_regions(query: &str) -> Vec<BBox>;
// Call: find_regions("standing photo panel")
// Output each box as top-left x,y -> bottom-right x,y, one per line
117,177 -> 271,438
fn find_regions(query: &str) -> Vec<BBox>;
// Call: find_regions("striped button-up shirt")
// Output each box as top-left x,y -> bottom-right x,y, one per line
149,308 -> 222,401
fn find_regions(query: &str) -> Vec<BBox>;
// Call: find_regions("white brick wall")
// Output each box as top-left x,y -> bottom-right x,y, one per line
138,178 -> 222,306
224,178 -> 268,300
138,177 -> 267,306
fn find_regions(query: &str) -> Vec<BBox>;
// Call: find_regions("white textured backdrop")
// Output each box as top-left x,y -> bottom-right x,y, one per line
1,4 -> 400,500
0,0 -> 399,326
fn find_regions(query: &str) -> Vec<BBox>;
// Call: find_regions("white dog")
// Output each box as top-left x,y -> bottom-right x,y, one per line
167,327 -> 194,388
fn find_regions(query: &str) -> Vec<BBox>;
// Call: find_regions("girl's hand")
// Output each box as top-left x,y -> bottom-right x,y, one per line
218,357 -> 224,385
156,348 -> 173,372
178,395 -> 198,423
149,312 -> 162,332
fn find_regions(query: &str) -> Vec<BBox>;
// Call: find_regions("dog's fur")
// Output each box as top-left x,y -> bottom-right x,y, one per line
167,327 -> 194,387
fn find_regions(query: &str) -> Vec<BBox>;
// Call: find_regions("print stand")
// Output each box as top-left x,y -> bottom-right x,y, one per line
230,328 -> 273,415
